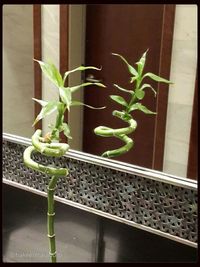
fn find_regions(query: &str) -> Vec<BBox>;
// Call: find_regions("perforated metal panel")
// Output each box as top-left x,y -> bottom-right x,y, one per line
3,136 -> 198,247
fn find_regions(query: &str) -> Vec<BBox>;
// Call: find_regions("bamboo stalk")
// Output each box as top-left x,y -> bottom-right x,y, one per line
94,110 -> 137,158
47,176 -> 58,263
94,51 -> 172,158
23,59 -> 105,263
23,130 -> 69,263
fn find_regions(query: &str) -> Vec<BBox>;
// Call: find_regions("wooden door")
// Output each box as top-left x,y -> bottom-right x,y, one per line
83,4 -> 175,169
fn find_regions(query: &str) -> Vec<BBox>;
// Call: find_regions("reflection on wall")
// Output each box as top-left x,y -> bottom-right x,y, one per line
68,5 -> 86,151
3,4 -> 197,179
3,5 -> 34,137
163,5 -> 197,178
41,5 -> 85,150
41,5 -> 60,135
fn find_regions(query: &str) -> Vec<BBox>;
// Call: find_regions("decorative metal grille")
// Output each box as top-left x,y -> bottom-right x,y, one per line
3,139 -> 197,246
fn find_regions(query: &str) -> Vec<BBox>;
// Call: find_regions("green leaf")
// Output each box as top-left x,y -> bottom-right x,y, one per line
143,72 -> 173,84
120,111 -> 133,121
129,103 -> 156,114
113,84 -> 133,94
60,123 -> 72,139
49,62 -> 63,87
51,128 -> 60,140
135,90 -> 145,100
140,83 -> 157,97
59,87 -> 72,110
71,101 -> 105,110
70,82 -> 106,93
63,66 -> 101,83
110,95 -> 128,107
112,53 -> 138,76
136,49 -> 148,76
32,98 -> 48,106
34,59 -> 63,87
130,76 -> 138,83
32,101 -> 58,126
57,102 -> 65,114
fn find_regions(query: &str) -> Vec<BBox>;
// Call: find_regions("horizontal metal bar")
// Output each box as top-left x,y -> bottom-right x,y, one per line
3,132 -> 197,190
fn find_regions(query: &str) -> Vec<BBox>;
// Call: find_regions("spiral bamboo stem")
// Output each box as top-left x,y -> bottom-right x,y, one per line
94,110 -> 137,158
23,129 -> 69,263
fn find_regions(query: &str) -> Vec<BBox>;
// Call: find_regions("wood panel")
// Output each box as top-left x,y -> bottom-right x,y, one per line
187,74 -> 198,179
33,5 -> 42,130
59,5 -> 69,142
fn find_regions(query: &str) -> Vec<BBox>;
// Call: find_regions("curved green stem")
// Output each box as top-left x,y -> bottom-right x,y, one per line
23,60 -> 105,263
23,146 -> 68,176
23,129 -> 69,262
126,78 -> 142,112
94,110 -> 137,158
32,129 -> 69,157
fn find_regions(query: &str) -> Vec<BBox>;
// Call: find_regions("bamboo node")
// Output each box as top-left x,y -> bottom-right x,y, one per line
49,251 -> 57,256
47,187 -> 56,191
47,212 -> 55,216
47,234 -> 56,238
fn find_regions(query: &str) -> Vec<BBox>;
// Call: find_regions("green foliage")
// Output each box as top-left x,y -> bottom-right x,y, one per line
94,50 -> 172,158
71,101 -> 105,109
135,49 -> 148,76
34,60 -> 63,87
63,66 -> 101,84
34,60 -> 105,140
140,83 -> 157,97
32,100 -> 59,126
129,103 -> 157,114
110,95 -> 128,107
111,50 -> 172,116
59,122 -> 72,139
112,53 -> 138,76
70,82 -> 105,93
113,84 -> 133,94
143,72 -> 173,83
58,86 -> 72,110
25,60 -> 106,264
134,90 -> 145,100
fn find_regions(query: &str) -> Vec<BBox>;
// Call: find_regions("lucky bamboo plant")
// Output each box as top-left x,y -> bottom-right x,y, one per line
94,50 -> 172,158
23,60 -> 105,263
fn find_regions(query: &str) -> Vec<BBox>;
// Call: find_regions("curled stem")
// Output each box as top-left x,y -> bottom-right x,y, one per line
32,129 -> 69,157
23,129 -> 69,262
94,110 -> 137,158
23,60 -> 105,263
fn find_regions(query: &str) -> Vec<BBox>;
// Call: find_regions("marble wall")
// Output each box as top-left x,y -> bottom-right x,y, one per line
68,5 -> 86,150
163,5 -> 197,178
41,5 -> 60,136
41,4 -> 86,150
3,5 -> 34,137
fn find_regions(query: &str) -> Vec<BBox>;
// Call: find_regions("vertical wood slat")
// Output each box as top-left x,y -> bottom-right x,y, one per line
187,74 -> 198,179
59,5 -> 69,142
152,5 -> 176,171
33,5 -> 42,131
